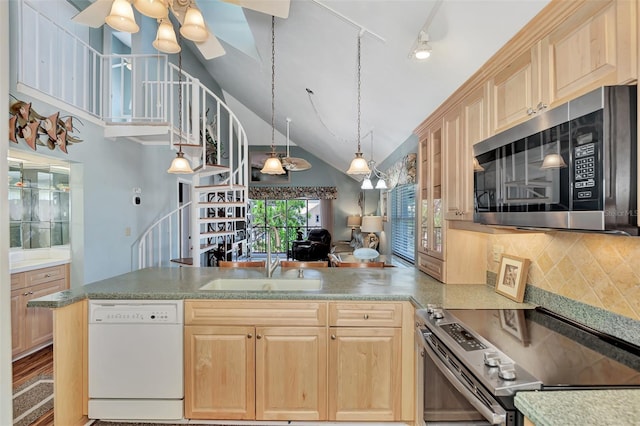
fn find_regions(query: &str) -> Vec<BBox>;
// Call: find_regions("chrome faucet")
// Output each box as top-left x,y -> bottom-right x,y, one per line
266,227 -> 280,278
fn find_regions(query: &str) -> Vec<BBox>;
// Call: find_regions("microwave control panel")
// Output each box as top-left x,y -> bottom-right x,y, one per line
571,110 -> 602,207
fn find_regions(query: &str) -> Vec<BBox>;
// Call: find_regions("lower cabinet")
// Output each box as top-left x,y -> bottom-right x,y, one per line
184,300 -> 415,423
184,300 -> 328,421
11,264 -> 70,359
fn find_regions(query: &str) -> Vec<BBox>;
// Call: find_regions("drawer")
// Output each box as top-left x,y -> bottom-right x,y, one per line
417,253 -> 444,282
25,265 -> 67,287
185,300 -> 327,326
329,302 -> 402,327
11,273 -> 26,290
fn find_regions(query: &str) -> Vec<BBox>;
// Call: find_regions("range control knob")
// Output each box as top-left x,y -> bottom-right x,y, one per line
432,309 -> 444,320
426,304 -> 438,314
498,363 -> 517,381
483,351 -> 501,367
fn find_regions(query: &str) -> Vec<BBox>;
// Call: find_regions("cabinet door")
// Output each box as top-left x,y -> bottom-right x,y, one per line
491,45 -> 542,132
184,325 -> 255,420
11,290 -> 27,357
255,327 -> 327,421
25,279 -> 65,349
423,123 -> 444,260
443,105 -> 467,220
328,327 -> 401,421
544,0 -> 636,104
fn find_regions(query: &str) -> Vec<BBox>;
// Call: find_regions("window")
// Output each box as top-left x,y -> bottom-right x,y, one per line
390,184 -> 416,262
249,199 -> 321,255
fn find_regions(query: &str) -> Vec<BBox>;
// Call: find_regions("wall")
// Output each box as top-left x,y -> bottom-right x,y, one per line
248,145 -> 378,243
488,232 -> 640,321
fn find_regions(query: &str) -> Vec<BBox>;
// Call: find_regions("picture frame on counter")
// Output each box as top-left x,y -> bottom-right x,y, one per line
495,254 -> 529,303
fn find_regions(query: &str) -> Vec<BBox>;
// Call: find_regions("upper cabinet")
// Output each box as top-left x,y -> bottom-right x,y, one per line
543,0 -> 637,104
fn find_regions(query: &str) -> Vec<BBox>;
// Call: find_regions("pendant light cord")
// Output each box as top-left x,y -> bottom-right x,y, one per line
178,33 -> 183,154
271,15 -> 276,152
356,33 -> 361,153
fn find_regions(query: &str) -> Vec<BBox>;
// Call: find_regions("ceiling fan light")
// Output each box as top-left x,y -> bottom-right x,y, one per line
261,152 -> 286,175
167,151 -> 193,174
105,0 -> 140,33
133,0 -> 167,19
375,178 -> 387,190
361,177 -> 373,190
346,152 -> 371,175
153,19 -> 181,54
180,6 -> 209,42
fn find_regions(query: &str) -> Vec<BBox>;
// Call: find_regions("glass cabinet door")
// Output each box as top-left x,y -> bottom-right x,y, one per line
418,123 -> 445,260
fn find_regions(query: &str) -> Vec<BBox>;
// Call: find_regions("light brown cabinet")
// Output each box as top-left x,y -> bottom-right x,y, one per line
328,302 -> 403,421
184,300 -> 327,421
11,264 -> 69,359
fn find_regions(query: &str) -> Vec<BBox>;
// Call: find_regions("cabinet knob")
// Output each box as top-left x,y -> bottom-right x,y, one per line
29,291 -> 33,295
256,334 -> 262,340
23,292 -> 29,296
44,274 -> 51,278
331,334 -> 336,340
536,101 -> 548,111
420,349 -> 426,358
363,314 -> 369,320
247,333 -> 253,339
526,107 -> 536,116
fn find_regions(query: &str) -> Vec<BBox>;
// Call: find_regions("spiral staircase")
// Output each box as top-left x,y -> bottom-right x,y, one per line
16,0 -> 249,268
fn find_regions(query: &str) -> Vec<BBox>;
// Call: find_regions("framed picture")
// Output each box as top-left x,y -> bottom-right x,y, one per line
249,152 -> 290,183
499,310 -> 530,346
495,254 -> 530,302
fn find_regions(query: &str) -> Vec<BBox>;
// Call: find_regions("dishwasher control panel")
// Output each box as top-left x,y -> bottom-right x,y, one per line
89,300 -> 183,324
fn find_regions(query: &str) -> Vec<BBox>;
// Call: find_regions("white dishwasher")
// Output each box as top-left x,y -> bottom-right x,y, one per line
88,300 -> 184,420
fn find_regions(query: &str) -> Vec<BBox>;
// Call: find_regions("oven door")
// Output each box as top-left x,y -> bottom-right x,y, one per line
417,329 -> 509,425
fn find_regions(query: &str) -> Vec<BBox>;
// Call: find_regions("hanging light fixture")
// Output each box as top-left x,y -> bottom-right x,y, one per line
180,4 -> 209,42
261,16 -> 286,175
281,118 -> 312,171
105,0 -> 140,33
168,35 -> 193,174
361,131 -> 388,190
153,17 -> 181,54
412,31 -> 432,60
346,31 -> 371,176
540,140 -> 567,169
133,0 -> 166,18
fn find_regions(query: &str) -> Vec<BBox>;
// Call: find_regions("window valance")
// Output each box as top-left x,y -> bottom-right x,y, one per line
384,153 -> 417,189
248,186 -> 338,200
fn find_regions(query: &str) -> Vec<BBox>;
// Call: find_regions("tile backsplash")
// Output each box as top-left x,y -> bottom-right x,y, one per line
487,232 -> 640,321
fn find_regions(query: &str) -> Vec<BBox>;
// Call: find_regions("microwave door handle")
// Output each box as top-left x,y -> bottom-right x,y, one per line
419,336 -> 507,425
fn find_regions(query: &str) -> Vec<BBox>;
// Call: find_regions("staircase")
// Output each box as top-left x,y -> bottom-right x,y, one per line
16,0 -> 249,269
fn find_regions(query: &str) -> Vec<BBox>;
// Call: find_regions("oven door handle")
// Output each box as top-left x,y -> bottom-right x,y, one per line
418,333 -> 507,425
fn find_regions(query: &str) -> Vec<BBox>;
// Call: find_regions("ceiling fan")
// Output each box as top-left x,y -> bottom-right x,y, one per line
281,118 -> 312,172
71,0 -> 290,60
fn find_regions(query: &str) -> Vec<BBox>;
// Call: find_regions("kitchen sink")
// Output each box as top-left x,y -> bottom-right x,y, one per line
199,278 -> 322,291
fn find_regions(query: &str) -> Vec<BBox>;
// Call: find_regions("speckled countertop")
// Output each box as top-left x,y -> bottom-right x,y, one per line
28,266 -> 535,309
515,390 -> 640,426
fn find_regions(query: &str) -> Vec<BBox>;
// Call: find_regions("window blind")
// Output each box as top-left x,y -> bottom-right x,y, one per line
390,184 -> 416,263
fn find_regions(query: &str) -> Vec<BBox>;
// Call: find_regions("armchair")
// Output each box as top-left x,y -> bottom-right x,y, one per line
291,228 -> 332,261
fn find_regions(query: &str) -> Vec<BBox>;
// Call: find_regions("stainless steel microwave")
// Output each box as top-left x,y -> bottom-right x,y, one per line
473,85 -> 638,235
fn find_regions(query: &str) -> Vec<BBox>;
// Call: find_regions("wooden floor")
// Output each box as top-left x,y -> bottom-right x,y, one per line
13,345 -> 55,426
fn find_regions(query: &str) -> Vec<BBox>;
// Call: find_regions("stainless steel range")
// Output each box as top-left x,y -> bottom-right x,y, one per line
415,306 -> 640,425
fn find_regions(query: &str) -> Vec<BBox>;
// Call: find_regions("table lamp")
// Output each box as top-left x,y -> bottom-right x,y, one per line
361,215 -> 383,250
347,215 -> 362,239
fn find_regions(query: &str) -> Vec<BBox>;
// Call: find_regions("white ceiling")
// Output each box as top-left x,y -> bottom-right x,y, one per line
190,0 -> 551,175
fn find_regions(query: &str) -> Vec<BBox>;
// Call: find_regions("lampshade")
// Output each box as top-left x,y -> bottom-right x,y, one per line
180,6 -> 208,42
347,215 -> 362,228
361,177 -> 373,190
473,157 -> 485,172
167,151 -> 193,174
153,19 -> 181,54
361,215 -> 383,233
375,178 -> 387,189
260,152 -> 286,175
347,153 -> 371,175
133,0 -> 167,18
540,153 -> 567,169
105,0 -> 140,33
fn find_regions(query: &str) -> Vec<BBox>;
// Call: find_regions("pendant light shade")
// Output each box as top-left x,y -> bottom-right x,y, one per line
473,157 -> 485,172
347,152 -> 371,175
106,0 -> 140,33
133,0 -> 167,18
153,19 -> 181,54
180,6 -> 209,42
540,153 -> 567,169
361,177 -> 373,190
260,152 -> 286,175
167,151 -> 193,174
375,178 -> 387,190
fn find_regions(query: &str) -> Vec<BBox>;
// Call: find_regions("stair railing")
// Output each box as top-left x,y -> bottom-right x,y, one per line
137,201 -> 192,269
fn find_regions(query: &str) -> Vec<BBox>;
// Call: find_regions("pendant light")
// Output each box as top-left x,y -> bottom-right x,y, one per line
282,118 -> 312,171
133,0 -> 167,19
260,16 -> 286,175
361,131 -> 387,190
105,0 -> 140,33
168,37 -> 193,174
180,4 -> 209,43
346,32 -> 371,175
153,18 -> 181,54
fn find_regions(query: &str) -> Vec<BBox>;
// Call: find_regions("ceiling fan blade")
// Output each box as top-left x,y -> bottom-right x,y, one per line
71,0 -> 114,28
222,0 -> 290,19
195,32 -> 227,60
282,157 -> 312,171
